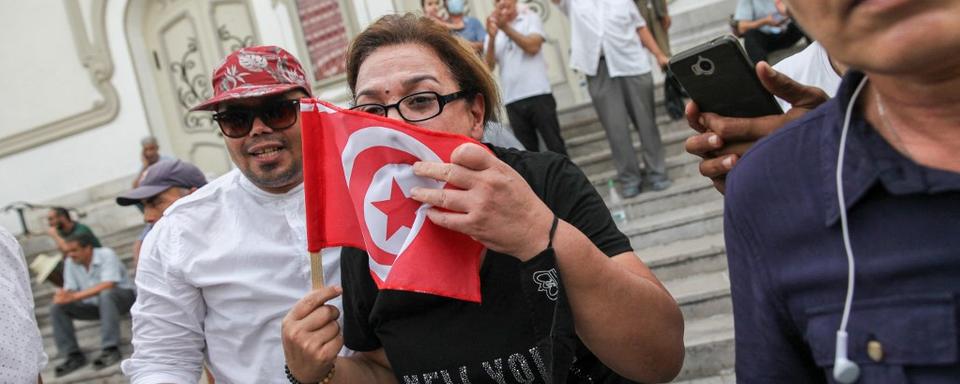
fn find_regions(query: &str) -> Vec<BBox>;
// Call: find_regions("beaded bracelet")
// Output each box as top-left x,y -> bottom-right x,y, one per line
285,364 -> 335,384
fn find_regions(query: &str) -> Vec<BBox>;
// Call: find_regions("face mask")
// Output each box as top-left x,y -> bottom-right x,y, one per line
447,0 -> 465,15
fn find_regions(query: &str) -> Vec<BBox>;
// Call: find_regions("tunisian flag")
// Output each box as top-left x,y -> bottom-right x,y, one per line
301,98 -> 485,302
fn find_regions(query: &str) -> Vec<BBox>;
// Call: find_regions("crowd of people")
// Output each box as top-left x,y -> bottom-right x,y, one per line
4,0 -> 959,383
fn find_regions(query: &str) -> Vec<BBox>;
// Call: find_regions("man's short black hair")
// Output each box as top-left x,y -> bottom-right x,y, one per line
51,207 -> 72,221
64,232 -> 97,249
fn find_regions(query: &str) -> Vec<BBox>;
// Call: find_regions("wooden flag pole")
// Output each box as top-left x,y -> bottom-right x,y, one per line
310,251 -> 325,289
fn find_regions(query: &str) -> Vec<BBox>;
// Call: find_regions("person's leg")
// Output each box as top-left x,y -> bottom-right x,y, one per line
769,22 -> 807,52
97,288 -> 135,350
529,94 -> 568,156
506,100 -> 539,152
51,301 -> 99,356
587,59 -> 643,195
622,73 -> 669,189
52,301 -> 98,376
743,29 -> 772,64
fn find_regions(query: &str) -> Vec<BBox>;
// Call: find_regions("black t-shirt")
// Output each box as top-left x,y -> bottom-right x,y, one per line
342,146 -> 636,383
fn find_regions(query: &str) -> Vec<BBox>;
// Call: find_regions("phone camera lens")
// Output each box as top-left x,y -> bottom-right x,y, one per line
692,56 -> 716,76
699,60 -> 714,73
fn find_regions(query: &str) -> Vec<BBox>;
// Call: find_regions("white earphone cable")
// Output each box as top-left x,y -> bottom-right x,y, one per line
836,76 -> 869,334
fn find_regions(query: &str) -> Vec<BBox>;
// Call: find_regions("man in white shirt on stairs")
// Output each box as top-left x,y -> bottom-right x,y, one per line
121,46 -> 348,383
552,0 -> 672,198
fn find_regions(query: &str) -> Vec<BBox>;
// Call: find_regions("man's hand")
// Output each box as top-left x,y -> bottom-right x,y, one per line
486,14 -> 498,37
684,61 -> 830,193
46,225 -> 58,238
655,54 -> 670,70
282,286 -> 344,383
53,289 -> 77,305
660,15 -> 671,31
411,143 -> 554,261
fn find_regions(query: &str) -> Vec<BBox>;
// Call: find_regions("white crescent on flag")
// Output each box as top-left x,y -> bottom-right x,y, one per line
340,127 -> 446,282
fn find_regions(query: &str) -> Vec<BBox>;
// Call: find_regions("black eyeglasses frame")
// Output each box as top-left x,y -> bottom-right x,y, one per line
349,90 -> 475,123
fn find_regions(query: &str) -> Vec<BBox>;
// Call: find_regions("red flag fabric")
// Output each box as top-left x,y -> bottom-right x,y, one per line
301,98 -> 486,303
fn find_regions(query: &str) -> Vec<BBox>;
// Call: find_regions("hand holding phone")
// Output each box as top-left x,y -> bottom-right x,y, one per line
668,35 -> 782,118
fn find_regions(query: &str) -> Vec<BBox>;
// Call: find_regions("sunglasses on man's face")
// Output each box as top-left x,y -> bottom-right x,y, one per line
212,99 -> 300,138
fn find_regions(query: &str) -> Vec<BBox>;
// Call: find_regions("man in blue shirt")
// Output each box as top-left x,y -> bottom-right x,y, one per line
724,1 -> 960,382
50,232 -> 135,376
733,0 -> 805,64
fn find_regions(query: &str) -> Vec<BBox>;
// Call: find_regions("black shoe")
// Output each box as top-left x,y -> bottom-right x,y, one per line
622,182 -> 642,198
92,348 -> 122,370
649,178 -> 672,192
55,353 -> 87,377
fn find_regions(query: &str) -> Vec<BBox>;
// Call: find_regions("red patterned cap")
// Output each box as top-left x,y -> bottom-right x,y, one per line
190,45 -> 312,111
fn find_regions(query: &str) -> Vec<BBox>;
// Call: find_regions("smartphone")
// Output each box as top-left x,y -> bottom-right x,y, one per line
668,35 -> 782,118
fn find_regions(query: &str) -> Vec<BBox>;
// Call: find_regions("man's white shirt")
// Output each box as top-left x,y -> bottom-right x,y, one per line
772,41 -> 842,111
485,7 -> 553,104
0,226 -> 47,382
556,0 -> 652,77
122,169 -> 346,384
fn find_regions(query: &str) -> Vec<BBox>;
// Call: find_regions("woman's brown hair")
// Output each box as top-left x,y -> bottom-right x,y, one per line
346,13 -> 501,124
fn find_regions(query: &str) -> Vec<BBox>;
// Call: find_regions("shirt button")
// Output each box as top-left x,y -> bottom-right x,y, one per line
867,340 -> 884,362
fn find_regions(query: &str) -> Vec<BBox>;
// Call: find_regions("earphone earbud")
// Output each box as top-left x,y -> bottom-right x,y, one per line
833,331 -> 860,383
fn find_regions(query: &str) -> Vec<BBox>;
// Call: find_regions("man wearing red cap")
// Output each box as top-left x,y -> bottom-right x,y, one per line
122,46 -> 348,383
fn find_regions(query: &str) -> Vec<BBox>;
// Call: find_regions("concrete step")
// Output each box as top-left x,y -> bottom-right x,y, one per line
586,152 -> 702,195
666,270 -> 731,322
672,371 -> 736,384
41,315 -> 132,351
565,120 -> 690,161
603,175 -> 719,220
668,0 -> 739,55
674,314 -> 736,382
559,106 -> 679,145
40,317 -> 132,380
623,199 -> 724,250
41,338 -> 132,384
637,233 -> 726,281
569,126 -> 693,178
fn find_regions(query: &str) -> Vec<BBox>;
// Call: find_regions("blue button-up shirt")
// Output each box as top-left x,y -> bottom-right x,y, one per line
734,0 -> 785,34
724,71 -> 960,383
64,246 -> 134,305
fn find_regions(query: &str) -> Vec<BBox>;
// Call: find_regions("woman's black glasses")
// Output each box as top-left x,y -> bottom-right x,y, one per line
350,90 -> 474,122
212,99 -> 300,138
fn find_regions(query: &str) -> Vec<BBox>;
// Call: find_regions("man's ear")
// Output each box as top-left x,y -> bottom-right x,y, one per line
468,93 -> 486,140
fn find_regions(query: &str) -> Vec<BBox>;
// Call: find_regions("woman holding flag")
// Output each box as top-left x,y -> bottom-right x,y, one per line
281,13 -> 683,384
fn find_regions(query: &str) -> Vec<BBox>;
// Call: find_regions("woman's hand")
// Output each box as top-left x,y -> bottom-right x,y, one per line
281,286 -> 343,383
411,143 -> 554,261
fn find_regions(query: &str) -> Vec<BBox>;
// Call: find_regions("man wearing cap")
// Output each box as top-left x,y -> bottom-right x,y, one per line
50,231 -> 135,376
122,46 -> 348,384
116,158 -> 207,268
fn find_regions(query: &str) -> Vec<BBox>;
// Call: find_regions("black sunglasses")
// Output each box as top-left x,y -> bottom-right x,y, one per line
212,99 -> 300,138
350,90 -> 474,123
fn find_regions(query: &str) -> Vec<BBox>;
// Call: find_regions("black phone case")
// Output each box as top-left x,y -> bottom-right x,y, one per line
668,35 -> 783,118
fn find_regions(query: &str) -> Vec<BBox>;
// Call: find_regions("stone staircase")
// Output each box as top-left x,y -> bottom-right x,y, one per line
558,100 -> 734,383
